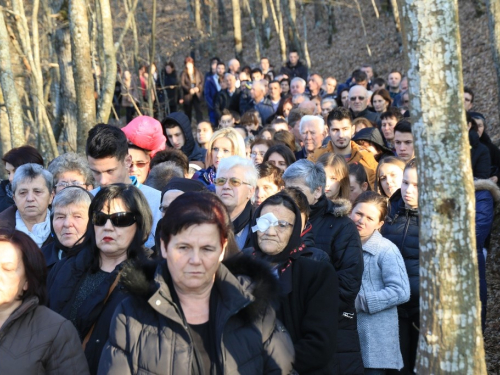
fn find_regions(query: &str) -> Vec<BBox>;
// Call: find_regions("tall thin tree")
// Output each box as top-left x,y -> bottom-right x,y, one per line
486,0 -> 500,123
231,0 -> 243,62
400,0 -> 487,371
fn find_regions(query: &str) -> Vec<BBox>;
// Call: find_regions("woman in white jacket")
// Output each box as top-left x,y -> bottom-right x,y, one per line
349,191 -> 410,374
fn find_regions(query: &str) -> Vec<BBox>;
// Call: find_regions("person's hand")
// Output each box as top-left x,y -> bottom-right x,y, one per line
490,176 -> 498,183
179,99 -> 184,104
189,88 -> 195,95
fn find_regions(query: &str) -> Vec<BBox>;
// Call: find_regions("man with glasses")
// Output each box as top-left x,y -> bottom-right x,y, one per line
349,85 -> 380,124
48,152 -> 95,193
86,123 -> 161,248
215,156 -> 257,249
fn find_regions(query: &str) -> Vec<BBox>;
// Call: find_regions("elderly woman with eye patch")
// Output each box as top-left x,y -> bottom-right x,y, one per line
47,184 -> 152,375
244,191 -> 339,375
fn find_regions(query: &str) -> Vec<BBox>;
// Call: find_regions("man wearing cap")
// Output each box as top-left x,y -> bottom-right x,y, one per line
86,121 -> 162,248
162,112 -> 206,164
122,116 -> 167,184
308,107 -> 378,189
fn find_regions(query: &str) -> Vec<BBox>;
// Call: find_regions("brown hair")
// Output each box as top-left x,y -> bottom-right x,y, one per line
370,89 -> 392,108
352,191 -> 388,222
273,130 -> 296,152
316,153 -> 350,200
374,156 -> 405,197
353,118 -> 374,130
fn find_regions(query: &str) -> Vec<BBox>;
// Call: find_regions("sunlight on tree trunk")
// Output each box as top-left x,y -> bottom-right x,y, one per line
486,0 -> 500,125
400,0 -> 487,372
69,0 -> 97,153
231,0 -> 243,62
0,9 -> 24,148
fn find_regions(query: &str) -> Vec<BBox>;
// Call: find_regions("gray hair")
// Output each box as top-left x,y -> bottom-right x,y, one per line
144,161 -> 184,191
291,77 -> 306,88
224,72 -> 236,81
12,163 -> 53,193
48,152 -> 94,186
252,80 -> 266,93
52,186 -> 92,211
299,115 -> 325,134
283,159 -> 326,193
216,156 -> 259,188
321,97 -> 337,108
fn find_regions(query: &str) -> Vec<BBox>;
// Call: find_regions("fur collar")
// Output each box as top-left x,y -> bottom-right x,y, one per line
475,179 -> 500,204
120,253 -> 279,322
329,198 -> 352,217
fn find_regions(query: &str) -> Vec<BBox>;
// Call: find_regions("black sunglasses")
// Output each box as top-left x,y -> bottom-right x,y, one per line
92,212 -> 137,227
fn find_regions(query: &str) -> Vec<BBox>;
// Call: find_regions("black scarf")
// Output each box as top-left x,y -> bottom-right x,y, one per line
49,216 -> 90,259
250,193 -> 306,283
232,200 -> 253,235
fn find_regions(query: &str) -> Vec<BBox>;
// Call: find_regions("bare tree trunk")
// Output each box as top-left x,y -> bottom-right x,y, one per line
217,0 -> 227,35
96,0 -> 117,123
283,0 -> 303,56
400,0 -> 488,371
0,8 -> 24,148
202,0 -> 215,56
271,0 -> 287,63
54,26 -> 78,151
389,0 -> 402,48
69,0 -> 97,153
194,0 -> 202,32
147,0 -> 157,116
261,0 -> 271,47
327,3 -> 337,44
0,88 -> 12,154
244,0 -> 263,61
300,0 -> 311,68
231,0 -> 243,62
486,0 -> 500,124
114,0 -> 139,52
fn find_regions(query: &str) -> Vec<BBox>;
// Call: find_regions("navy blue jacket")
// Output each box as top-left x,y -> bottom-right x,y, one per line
380,189 -> 420,317
204,74 -> 219,111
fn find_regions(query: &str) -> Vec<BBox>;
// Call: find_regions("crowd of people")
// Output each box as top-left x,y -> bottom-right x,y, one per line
0,50 -> 499,375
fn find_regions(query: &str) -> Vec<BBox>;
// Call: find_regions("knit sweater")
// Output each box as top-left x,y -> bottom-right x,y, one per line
355,230 -> 410,370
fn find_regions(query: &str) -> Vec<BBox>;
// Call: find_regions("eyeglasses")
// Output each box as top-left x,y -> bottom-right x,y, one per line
350,96 -> 366,102
92,212 -> 137,227
130,161 -> 150,168
251,151 -> 266,158
214,177 -> 252,187
55,181 -> 86,189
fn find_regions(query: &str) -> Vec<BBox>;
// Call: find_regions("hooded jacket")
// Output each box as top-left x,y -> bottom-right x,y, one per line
308,196 -> 364,375
0,296 -> 90,375
97,256 -> 295,375
352,127 -> 394,161
308,141 -> 378,189
164,112 -> 206,162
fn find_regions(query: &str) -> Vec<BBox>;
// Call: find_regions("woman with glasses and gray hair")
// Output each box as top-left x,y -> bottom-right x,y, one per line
41,186 -> 93,271
0,163 -> 54,247
47,183 -> 152,374
48,152 -> 94,193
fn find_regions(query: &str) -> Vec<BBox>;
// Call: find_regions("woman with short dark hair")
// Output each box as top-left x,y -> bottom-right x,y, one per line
0,145 -> 44,213
0,230 -> 89,375
47,184 -> 152,374
98,192 -> 294,374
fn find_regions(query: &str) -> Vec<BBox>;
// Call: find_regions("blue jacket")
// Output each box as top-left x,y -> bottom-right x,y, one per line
356,231 -> 410,370
204,74 -> 219,110
254,97 -> 275,125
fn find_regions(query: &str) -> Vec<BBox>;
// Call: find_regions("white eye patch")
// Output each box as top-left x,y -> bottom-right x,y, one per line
251,212 -> 279,233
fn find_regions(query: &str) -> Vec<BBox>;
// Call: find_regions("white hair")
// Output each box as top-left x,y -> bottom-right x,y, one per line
291,77 -> 306,88
216,156 -> 259,188
299,115 -> 325,134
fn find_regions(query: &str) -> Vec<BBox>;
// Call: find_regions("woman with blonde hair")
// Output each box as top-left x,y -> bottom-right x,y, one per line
316,153 -> 350,201
194,128 -> 246,188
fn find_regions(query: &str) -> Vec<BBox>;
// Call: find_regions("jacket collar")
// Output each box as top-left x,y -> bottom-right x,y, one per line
362,230 -> 383,255
0,296 -> 38,340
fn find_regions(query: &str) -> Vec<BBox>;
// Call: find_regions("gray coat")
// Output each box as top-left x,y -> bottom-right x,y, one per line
355,230 -> 410,370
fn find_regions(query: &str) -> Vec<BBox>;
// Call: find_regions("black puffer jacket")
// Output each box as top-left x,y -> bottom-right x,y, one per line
97,256 -> 295,375
164,111 -> 206,162
308,195 -> 364,375
470,130 -> 491,179
380,189 -> 420,317
279,60 -> 308,81
0,179 -> 14,213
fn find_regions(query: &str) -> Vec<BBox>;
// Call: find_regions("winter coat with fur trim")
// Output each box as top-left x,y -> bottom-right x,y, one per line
97,255 -> 295,375
308,195 -> 364,375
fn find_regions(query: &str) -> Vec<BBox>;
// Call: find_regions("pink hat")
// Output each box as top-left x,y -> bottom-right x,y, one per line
122,116 -> 166,158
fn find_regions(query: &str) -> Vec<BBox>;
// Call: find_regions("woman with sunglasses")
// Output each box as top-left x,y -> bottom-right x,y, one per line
98,192 -> 294,374
47,184 -> 152,374
244,191 -> 339,374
